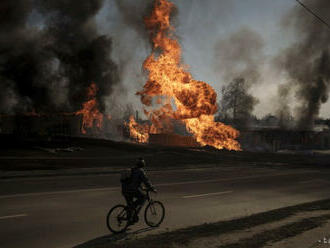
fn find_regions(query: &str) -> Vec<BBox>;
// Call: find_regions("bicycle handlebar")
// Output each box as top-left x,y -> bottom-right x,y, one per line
141,187 -> 157,193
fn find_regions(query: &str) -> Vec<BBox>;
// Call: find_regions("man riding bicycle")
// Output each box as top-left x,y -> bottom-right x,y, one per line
121,157 -> 156,224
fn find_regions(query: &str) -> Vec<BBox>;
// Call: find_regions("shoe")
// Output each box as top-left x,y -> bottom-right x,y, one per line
126,207 -> 134,223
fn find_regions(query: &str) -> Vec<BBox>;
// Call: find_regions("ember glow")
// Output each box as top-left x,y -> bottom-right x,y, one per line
130,0 -> 241,150
75,82 -> 104,134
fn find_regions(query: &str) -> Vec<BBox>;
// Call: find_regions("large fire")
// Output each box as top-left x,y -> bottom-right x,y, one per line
128,0 -> 241,151
75,82 -> 104,134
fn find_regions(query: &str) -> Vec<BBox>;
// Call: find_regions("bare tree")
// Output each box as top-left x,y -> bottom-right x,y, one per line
218,78 -> 258,128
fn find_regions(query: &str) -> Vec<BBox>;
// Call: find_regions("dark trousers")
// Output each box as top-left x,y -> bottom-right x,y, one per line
123,189 -> 147,212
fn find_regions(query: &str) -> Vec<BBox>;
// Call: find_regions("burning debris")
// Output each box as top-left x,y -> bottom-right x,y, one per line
0,82 -> 110,137
126,0 -> 241,151
125,115 -> 149,143
75,82 -> 105,134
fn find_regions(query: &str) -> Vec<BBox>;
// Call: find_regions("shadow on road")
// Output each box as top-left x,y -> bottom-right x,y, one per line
73,227 -> 155,248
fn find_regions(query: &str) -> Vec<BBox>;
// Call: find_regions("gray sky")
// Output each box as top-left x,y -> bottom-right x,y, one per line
96,0 -> 330,119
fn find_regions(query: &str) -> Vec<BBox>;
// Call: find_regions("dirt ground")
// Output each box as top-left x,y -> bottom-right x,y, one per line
0,135 -> 330,171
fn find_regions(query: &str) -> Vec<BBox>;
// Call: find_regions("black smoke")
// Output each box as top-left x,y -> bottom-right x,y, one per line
112,0 -> 152,76
275,0 -> 330,130
276,84 -> 293,129
114,0 -> 152,39
0,0 -> 119,114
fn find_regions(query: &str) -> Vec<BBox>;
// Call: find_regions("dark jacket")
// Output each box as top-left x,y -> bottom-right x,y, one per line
122,167 -> 153,192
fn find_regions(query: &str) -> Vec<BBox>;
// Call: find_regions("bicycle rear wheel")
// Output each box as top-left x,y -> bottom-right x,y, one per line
144,201 -> 165,227
106,204 -> 130,233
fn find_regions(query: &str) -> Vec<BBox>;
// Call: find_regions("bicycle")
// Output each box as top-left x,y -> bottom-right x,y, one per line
106,189 -> 165,234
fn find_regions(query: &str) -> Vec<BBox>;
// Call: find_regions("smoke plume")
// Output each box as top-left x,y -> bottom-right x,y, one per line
114,0 -> 151,39
214,27 -> 265,86
0,0 -> 119,114
111,0 -> 152,83
276,84 -> 293,128
275,0 -> 330,130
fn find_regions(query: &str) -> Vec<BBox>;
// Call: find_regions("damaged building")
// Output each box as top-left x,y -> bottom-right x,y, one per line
239,128 -> 330,152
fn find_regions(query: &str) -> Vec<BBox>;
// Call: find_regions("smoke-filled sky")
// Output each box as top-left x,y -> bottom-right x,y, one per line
1,0 -> 330,121
96,0 -> 330,120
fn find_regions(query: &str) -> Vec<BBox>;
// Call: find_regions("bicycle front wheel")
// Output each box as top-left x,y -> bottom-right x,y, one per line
144,201 -> 165,227
106,204 -> 130,233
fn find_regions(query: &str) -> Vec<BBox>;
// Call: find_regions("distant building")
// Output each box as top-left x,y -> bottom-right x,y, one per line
239,128 -> 330,152
0,114 -> 82,137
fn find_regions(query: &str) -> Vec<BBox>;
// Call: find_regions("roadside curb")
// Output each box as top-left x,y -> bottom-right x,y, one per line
0,164 -> 218,180
0,168 -> 124,180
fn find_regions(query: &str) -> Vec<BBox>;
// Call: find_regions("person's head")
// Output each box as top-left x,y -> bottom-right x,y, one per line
136,157 -> 146,168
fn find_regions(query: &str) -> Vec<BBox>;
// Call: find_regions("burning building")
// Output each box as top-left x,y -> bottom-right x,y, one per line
0,83 -> 114,139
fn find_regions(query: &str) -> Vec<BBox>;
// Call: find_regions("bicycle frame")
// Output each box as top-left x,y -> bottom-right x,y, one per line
107,189 -> 164,233
146,189 -> 154,203
135,189 -> 154,212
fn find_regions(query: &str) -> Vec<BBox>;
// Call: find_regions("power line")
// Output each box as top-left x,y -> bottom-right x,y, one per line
295,0 -> 330,30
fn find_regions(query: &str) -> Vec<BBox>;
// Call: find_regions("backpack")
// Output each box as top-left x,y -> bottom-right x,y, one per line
120,168 -> 132,185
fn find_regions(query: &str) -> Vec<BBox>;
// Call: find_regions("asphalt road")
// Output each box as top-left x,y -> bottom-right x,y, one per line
1,165 -> 330,248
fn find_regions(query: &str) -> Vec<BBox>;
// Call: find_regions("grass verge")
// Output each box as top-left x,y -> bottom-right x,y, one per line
219,215 -> 330,248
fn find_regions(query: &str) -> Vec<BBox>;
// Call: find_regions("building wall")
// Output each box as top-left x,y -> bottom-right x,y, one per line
149,133 -> 200,147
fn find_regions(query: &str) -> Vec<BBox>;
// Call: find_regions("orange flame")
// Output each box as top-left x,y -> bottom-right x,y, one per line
135,0 -> 241,150
125,115 -> 149,143
75,82 -> 104,134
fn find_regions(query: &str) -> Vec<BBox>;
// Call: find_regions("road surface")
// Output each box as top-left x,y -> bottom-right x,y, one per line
1,164 -> 330,248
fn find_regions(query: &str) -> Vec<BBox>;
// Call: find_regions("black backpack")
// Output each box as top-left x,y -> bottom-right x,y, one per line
120,168 -> 132,185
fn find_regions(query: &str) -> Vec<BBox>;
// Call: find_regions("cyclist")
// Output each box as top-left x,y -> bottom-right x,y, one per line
121,157 -> 156,224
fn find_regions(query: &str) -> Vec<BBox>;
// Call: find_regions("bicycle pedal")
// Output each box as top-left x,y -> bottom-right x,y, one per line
133,216 -> 139,223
